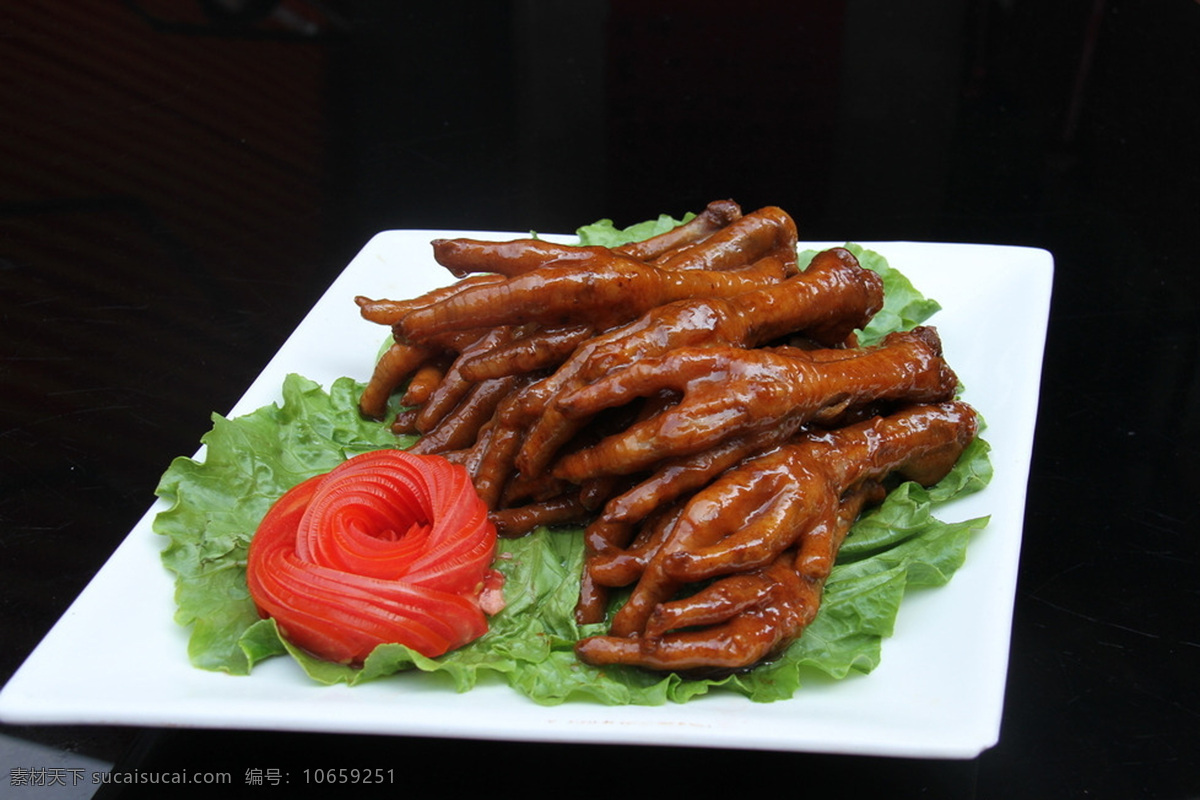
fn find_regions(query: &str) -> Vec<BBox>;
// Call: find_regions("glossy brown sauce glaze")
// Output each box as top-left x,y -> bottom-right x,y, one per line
355,202 -> 980,672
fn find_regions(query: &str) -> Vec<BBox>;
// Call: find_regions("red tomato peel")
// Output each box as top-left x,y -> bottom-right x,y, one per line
246,450 -> 503,664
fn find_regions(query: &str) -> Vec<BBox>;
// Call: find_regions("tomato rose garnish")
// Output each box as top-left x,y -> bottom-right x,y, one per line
245,449 -> 503,664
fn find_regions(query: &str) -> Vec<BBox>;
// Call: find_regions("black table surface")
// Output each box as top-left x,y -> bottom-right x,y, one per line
3,2 -> 1198,798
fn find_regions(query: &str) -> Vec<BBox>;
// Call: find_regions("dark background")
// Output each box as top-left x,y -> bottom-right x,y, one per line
2,1 -> 1198,798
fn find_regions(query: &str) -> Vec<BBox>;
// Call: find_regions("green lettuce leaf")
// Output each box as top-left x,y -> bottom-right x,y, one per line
154,234 -> 992,704
576,212 -> 694,248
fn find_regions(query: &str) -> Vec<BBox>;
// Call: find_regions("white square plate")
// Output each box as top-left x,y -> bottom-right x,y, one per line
0,231 -> 1053,758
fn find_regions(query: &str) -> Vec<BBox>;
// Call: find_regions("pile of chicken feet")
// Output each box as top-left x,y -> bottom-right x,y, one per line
355,201 -> 980,673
